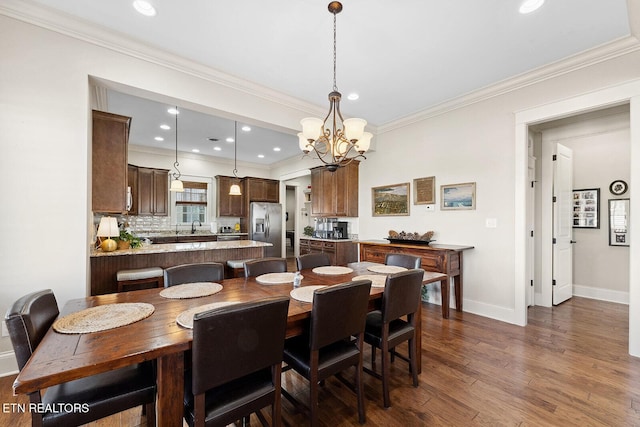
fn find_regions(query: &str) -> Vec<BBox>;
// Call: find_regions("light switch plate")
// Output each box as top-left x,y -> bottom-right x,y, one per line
1,320 -> 8,337
425,204 -> 435,211
486,218 -> 497,228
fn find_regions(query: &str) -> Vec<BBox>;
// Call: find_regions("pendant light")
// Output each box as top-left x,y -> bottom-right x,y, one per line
169,106 -> 184,192
298,1 -> 371,172
229,121 -> 242,195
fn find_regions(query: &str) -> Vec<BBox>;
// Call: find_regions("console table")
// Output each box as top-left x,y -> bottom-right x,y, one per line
358,241 -> 474,318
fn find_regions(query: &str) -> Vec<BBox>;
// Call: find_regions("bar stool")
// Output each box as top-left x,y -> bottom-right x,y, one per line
226,259 -> 253,278
116,267 -> 164,292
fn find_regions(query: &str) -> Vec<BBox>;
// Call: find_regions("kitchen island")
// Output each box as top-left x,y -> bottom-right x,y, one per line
90,240 -> 271,295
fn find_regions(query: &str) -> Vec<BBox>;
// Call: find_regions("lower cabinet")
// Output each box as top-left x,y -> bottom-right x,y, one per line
299,238 -> 357,266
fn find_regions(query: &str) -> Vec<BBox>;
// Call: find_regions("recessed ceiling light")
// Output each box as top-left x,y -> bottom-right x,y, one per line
167,107 -> 179,115
257,154 -> 265,158
160,124 -> 170,130
519,0 -> 544,14
347,93 -> 359,101
226,137 -> 234,143
273,147 -> 281,152
192,149 -> 200,153
133,0 -> 156,17
241,125 -> 251,132
154,136 -> 164,141
213,147 -> 222,151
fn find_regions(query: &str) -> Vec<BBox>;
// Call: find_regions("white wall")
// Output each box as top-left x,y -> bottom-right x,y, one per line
3,3 -> 640,373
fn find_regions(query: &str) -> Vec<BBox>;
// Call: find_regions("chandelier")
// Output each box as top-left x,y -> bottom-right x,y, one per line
298,1 -> 372,172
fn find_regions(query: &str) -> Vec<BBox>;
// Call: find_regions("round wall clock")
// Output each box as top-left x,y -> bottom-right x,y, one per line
609,180 -> 628,195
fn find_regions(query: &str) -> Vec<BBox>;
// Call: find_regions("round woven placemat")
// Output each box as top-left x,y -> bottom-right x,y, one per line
290,285 -> 326,303
176,301 -> 240,329
256,272 -> 301,285
53,303 -> 155,334
367,265 -> 407,274
312,266 -> 354,275
160,282 -> 223,299
352,274 -> 387,288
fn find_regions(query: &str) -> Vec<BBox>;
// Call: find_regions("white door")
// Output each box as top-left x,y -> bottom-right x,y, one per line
526,155 -> 536,306
552,143 -> 574,305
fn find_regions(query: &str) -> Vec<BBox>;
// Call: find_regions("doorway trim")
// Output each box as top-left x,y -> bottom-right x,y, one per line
515,79 -> 640,356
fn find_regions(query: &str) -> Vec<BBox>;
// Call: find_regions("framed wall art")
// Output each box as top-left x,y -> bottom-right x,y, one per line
441,182 -> 476,210
572,188 -> 599,229
413,176 -> 436,205
609,198 -> 630,246
372,182 -> 410,216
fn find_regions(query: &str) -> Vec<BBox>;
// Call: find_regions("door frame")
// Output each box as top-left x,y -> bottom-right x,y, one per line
515,80 -> 640,356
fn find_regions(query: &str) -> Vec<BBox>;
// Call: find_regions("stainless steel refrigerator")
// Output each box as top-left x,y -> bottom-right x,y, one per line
249,202 -> 282,258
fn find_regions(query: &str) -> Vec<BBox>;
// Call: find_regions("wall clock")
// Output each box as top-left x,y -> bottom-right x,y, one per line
609,180 -> 628,195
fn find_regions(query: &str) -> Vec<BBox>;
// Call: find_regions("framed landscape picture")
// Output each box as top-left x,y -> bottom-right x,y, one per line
441,182 -> 476,210
372,183 -> 410,216
572,188 -> 599,229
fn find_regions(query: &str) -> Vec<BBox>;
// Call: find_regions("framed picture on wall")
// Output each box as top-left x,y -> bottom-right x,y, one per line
572,188 -> 599,229
413,176 -> 436,205
609,198 -> 630,246
441,182 -> 476,210
372,183 -> 410,216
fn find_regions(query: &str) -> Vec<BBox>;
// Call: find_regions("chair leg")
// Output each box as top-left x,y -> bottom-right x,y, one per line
145,402 -> 156,427
381,340 -> 391,408
272,364 -> 282,427
310,352 -> 320,427
409,336 -> 418,387
356,334 -> 366,424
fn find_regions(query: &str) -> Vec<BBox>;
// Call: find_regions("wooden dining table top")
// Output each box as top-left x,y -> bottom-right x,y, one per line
13,262 -> 444,426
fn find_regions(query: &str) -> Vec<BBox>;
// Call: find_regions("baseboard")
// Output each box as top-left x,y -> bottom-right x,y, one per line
573,284 -> 629,305
0,350 -> 18,378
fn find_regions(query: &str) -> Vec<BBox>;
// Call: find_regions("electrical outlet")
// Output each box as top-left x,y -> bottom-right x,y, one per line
1,320 -> 8,337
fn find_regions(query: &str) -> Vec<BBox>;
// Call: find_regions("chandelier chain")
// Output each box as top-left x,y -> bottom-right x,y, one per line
173,106 -> 181,180
233,121 -> 239,178
333,10 -> 337,92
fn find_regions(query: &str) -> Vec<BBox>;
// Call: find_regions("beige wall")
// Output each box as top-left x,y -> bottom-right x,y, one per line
3,4 -> 640,373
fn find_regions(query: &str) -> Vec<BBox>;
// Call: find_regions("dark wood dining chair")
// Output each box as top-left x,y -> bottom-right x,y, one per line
385,253 -> 422,269
184,296 -> 290,427
296,253 -> 331,270
243,257 -> 287,278
5,289 -> 157,427
163,262 -> 225,286
282,280 -> 372,426
363,269 -> 424,407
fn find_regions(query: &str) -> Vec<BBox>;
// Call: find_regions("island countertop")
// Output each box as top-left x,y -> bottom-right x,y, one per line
91,240 -> 272,258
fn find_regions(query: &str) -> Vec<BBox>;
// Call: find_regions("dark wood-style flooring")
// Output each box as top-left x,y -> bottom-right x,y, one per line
2,296 -> 640,426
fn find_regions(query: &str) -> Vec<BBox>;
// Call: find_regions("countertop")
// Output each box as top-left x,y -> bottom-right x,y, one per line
91,240 -> 272,257
138,231 -> 248,238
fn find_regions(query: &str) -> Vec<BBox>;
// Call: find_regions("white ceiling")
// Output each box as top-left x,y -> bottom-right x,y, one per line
24,0 -> 633,164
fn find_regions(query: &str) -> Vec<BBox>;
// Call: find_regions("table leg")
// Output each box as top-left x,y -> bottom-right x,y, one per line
157,352 -> 184,427
454,275 -> 463,312
440,278 -> 450,319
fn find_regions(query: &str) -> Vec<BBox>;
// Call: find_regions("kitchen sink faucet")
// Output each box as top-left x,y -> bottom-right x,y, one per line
191,220 -> 202,234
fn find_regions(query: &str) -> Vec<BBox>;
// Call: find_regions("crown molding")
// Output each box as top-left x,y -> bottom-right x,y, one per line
378,35 -> 640,134
0,0 -> 328,119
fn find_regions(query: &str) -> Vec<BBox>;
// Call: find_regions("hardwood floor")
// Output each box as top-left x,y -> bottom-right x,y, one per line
2,297 -> 640,426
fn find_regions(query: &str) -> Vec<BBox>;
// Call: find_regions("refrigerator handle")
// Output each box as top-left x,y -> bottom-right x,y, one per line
265,212 -> 269,238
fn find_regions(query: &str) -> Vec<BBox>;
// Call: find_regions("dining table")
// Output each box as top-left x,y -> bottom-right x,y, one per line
13,261 -> 447,427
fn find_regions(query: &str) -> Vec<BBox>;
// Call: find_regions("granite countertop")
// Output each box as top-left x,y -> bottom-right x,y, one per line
91,240 -> 272,257
138,231 -> 248,238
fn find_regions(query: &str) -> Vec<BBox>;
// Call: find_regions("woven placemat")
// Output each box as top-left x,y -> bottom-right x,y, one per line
367,265 -> 407,274
290,286 -> 326,303
160,282 -> 223,299
352,274 -> 387,288
312,266 -> 354,275
53,303 -> 155,334
256,272 -> 301,285
176,302 -> 240,329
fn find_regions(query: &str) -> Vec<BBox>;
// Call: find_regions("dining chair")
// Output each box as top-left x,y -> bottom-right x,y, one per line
296,253 -> 331,270
164,262 -> 225,286
184,296 -> 290,427
363,269 -> 424,408
5,289 -> 157,427
385,253 -> 422,269
282,280 -> 372,426
243,257 -> 287,278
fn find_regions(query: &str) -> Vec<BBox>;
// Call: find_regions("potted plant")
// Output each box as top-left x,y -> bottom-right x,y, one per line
117,229 -> 142,249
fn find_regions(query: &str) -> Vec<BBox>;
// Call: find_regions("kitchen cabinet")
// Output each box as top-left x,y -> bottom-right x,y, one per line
136,166 -> 169,216
127,164 -> 138,215
92,110 -> 130,213
299,238 -> 357,266
216,175 -> 244,217
244,177 -> 279,203
310,161 -> 358,217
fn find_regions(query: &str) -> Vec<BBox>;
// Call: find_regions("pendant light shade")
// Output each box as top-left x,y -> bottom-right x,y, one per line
170,106 -> 184,192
